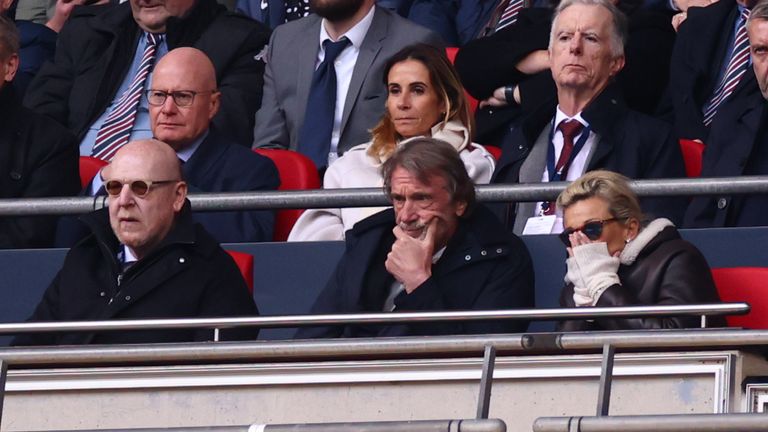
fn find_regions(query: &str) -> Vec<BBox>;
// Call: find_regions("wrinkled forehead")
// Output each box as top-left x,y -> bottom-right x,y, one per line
389,166 -> 450,194
554,4 -> 613,35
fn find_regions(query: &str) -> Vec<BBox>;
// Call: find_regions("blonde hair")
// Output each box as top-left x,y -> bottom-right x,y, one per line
368,44 -> 473,162
556,170 -> 644,222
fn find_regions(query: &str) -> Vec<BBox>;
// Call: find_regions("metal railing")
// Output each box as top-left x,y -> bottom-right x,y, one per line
533,413 -> 768,431
3,176 -> 768,215
0,304 -> 747,337
39,419 -> 507,432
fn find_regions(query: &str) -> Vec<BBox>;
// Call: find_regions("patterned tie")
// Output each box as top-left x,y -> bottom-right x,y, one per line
702,8 -> 751,127
544,119 -> 584,215
496,0 -> 525,31
297,38 -> 350,169
91,33 -> 163,161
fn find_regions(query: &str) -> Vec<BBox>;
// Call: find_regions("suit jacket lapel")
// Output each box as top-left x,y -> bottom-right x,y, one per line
296,16 -> 323,130
340,6 -> 386,134
183,130 -> 226,185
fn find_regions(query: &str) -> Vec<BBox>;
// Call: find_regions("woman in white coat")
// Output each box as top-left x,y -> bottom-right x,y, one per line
289,43 -> 495,241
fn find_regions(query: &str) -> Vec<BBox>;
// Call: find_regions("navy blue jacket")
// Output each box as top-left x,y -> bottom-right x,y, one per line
295,204 -> 535,338
55,128 -> 279,246
183,128 -> 279,243
492,85 -> 686,227
684,73 -> 768,227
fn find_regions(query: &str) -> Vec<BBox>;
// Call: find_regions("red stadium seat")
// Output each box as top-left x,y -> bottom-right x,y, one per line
79,156 -> 108,189
679,139 -> 704,178
484,145 -> 502,161
254,149 -> 321,241
445,47 -> 479,115
226,250 -> 254,294
712,267 -> 768,328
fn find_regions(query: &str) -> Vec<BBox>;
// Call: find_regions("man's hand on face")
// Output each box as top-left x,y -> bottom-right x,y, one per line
385,218 -> 437,294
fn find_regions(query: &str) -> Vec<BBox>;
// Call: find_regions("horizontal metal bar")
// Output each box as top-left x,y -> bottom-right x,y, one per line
0,304 -> 747,335
533,413 -> 768,431
44,419 -> 507,432
2,176 -> 768,216
3,328 -> 768,367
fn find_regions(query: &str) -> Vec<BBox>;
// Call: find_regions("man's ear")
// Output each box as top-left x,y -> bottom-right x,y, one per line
455,200 -> 468,217
208,91 -> 221,120
609,54 -> 626,77
172,181 -> 188,212
2,53 -> 18,83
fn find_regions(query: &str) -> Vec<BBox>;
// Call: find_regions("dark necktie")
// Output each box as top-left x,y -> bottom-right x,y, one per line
92,33 -> 163,161
544,119 -> 584,215
297,38 -> 351,169
703,8 -> 751,126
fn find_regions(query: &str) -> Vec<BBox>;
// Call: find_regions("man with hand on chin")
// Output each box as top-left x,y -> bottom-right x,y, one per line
295,138 -> 534,339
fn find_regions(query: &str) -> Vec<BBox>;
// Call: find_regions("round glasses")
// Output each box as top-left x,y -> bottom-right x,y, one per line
104,179 -> 178,198
145,89 -> 217,107
558,218 -> 625,247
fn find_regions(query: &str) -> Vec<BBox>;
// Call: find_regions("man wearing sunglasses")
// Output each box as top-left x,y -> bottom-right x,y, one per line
295,138 -> 534,339
55,48 -> 279,246
14,140 -> 259,346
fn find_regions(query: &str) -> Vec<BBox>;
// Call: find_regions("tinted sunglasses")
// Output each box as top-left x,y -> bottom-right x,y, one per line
558,218 -> 625,247
104,179 -> 178,198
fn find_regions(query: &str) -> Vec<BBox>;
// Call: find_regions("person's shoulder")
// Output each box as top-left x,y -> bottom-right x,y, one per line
373,6 -> 441,41
211,8 -> 271,35
346,208 -> 394,239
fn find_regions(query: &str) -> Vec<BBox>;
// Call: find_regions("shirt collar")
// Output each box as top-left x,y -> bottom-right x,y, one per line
176,129 -> 208,162
119,245 -> 139,265
319,5 -> 375,48
554,106 -> 589,131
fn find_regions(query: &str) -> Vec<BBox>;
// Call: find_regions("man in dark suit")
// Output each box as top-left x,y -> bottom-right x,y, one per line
14,140 -> 259,346
0,16 -> 79,248
684,1 -> 768,227
455,2 -> 675,146
24,0 -> 270,151
295,138 -> 534,339
668,0 -> 756,142
252,0 -> 443,169
492,0 -> 685,234
56,47 -> 279,245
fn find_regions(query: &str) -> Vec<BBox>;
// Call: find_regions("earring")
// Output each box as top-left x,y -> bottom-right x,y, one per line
625,237 -> 631,244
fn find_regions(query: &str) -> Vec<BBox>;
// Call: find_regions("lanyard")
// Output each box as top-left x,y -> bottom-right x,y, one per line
546,118 -> 591,182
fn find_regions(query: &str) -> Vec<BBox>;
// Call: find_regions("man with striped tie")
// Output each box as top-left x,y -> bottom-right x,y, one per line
684,0 -> 768,228
23,0 -> 271,157
669,0 -> 757,143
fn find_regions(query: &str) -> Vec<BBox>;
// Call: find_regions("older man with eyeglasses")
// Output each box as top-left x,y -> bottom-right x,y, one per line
14,140 -> 260,346
55,47 -> 279,246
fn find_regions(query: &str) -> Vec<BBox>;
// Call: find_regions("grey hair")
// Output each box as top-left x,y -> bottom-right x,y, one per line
548,0 -> 628,58
748,0 -> 768,29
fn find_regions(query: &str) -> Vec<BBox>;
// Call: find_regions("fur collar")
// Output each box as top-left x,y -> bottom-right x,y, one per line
619,218 -> 674,265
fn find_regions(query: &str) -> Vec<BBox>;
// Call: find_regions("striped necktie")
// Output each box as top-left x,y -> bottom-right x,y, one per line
91,33 -> 163,161
702,8 -> 751,127
496,0 -> 525,31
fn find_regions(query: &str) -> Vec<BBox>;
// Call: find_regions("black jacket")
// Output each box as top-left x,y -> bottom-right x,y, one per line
557,225 -> 724,331
665,0 -> 739,141
0,85 -> 79,248
24,0 -> 270,146
684,73 -> 768,227
295,205 -> 535,339
14,202 -> 259,346
455,7 -> 676,146
492,85 -> 686,226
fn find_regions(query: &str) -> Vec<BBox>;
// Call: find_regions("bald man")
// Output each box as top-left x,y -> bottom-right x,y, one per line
15,141 -> 259,346
56,48 -> 279,246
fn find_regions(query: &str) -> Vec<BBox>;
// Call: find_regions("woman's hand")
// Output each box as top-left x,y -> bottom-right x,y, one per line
567,231 -> 621,258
